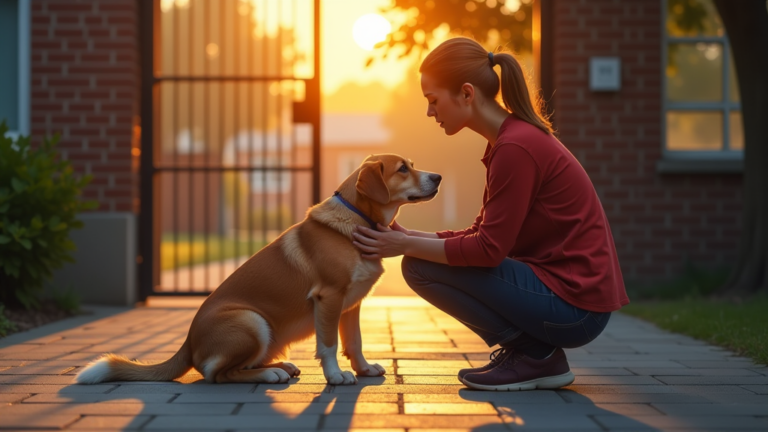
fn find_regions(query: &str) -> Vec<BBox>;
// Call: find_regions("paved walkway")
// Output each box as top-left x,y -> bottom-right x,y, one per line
1,296 -> 767,431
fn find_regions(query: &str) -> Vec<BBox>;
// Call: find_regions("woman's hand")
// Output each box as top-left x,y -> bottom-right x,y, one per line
352,224 -> 410,260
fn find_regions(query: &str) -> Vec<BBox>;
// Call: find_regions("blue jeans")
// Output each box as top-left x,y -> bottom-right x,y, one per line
401,256 -> 610,349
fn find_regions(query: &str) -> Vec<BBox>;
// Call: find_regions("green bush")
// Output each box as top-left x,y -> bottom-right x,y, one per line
0,304 -> 16,337
0,121 -> 96,309
625,261 -> 730,300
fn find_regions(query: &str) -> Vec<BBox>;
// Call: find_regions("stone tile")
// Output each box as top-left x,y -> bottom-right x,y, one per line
144,414 -> 321,430
741,385 -> 768,394
0,374 -> 75,384
404,391 -> 566,404
401,376 -> 465,385
323,414 -> 504,429
22,393 -> 176,403
627,367 -> 763,376
0,384 -> 115,394
667,385 -> 758,394
109,383 -> 256,394
238,402 -> 399,415
677,360 -> 761,368
563,385 -> 677,394
318,393 -> 400,403
69,415 -> 151,430
570,367 -> 634,376
332,385 -> 463,394
403,402 -> 497,415
255,384 -> 332,393
396,360 -> 470,368
652,403 -> 768,416
558,392 -> 714,404
567,360 -> 687,368
0,365 -> 79,375
655,376 -> 768,385
700,394 -> 768,404
594,414 -> 768,430
572,376 -> 663,385
396,367 -> 460,376
0,393 -> 30,403
0,402 -> 237,415
0,414 -> 80,429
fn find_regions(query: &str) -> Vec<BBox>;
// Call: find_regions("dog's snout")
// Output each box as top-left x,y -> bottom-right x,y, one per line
429,173 -> 442,185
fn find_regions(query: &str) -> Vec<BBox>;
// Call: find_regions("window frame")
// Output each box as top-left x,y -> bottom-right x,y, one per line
6,0 -> 30,140
660,0 -> 742,162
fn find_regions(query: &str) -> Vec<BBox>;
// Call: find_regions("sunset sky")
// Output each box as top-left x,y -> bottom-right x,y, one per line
321,0 -> 411,96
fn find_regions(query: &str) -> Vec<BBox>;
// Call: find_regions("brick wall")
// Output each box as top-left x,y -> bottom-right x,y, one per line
551,0 -> 743,282
30,0 -> 139,212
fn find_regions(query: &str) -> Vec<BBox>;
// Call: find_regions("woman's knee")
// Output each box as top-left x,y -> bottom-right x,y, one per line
400,256 -> 436,293
400,256 -> 424,282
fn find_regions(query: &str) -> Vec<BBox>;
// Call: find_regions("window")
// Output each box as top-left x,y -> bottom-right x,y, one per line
662,0 -> 742,160
0,0 -> 29,138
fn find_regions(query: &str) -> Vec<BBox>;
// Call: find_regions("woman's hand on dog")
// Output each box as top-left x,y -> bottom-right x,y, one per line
353,224 -> 409,260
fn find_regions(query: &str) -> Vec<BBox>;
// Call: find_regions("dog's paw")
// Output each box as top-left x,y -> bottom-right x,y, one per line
280,362 -> 301,377
355,363 -> 386,377
258,367 -> 291,384
326,370 -> 358,385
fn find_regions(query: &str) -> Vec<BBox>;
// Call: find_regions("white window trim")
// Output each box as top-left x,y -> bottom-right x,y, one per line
7,0 -> 30,140
660,0 -> 743,163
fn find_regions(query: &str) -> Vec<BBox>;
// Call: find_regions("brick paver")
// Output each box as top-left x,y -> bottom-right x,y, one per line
1,296 -> 767,431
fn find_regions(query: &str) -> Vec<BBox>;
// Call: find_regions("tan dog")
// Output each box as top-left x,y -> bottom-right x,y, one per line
76,154 -> 441,385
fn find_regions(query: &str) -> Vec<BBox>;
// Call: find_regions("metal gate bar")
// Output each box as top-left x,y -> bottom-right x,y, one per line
139,0 -> 320,300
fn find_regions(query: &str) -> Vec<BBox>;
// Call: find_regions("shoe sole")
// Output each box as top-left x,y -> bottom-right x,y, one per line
461,371 -> 575,391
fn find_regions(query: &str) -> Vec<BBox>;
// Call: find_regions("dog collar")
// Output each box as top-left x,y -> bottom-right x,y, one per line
333,191 -> 378,230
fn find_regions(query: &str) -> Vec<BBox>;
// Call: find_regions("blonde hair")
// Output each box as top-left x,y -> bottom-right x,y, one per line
419,37 -> 553,135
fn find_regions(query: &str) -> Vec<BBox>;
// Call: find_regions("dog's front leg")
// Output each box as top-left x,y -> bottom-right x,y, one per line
312,287 -> 357,385
340,303 -> 386,377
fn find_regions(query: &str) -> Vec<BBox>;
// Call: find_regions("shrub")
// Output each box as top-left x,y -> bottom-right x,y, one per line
0,121 -> 96,309
0,304 -> 16,337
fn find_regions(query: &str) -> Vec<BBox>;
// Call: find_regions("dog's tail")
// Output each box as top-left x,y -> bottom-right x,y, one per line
75,338 -> 193,384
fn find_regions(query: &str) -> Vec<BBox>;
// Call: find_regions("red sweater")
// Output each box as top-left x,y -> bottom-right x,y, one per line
436,115 -> 628,313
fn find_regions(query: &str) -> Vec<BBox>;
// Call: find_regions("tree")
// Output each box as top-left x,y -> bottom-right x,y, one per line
712,0 -> 768,294
373,0 -> 534,64
378,0 -> 768,293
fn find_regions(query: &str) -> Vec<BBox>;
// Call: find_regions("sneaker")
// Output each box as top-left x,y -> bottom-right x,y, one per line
462,347 -> 575,391
457,347 -> 514,383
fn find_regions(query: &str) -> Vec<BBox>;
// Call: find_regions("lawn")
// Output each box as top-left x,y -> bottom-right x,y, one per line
160,233 -> 267,270
621,296 -> 768,365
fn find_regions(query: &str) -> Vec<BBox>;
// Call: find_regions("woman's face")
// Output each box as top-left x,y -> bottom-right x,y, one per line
420,74 -> 471,136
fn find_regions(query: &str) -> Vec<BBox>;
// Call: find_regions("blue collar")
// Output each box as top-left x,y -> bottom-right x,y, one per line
333,191 -> 378,230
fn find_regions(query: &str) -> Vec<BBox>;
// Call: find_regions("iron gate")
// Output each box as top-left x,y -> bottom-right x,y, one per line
139,0 -> 320,299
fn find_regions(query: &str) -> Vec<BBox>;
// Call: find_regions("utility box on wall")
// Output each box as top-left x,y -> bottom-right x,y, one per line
48,213 -> 137,306
589,57 -> 621,92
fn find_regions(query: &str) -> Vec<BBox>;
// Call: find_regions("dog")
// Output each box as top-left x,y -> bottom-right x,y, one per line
76,154 -> 441,385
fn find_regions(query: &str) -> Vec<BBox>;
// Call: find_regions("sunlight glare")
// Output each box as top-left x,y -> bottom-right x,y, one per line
352,13 -> 392,51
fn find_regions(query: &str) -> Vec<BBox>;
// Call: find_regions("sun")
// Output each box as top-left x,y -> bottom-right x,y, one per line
352,13 -> 392,51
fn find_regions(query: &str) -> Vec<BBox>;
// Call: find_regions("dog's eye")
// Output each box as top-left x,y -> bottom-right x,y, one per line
398,164 -> 408,173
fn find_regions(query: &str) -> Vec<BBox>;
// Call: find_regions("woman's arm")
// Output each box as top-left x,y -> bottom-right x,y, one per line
390,220 -> 439,239
353,225 -> 448,264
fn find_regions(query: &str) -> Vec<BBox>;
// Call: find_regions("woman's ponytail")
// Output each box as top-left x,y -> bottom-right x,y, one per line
494,52 -> 553,135
420,37 -> 553,135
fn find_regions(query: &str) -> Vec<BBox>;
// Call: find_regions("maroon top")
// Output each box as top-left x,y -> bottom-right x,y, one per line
436,115 -> 629,312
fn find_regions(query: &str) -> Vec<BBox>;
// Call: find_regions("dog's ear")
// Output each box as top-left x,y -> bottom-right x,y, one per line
356,161 -> 390,204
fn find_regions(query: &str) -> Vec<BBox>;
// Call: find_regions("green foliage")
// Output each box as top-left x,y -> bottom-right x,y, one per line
626,262 -> 730,300
374,0 -> 534,63
622,295 -> 768,365
0,121 -> 97,309
0,304 -> 17,337
50,285 -> 81,314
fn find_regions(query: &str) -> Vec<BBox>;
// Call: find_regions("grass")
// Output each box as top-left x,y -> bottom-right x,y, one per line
621,295 -> 768,366
160,233 -> 268,270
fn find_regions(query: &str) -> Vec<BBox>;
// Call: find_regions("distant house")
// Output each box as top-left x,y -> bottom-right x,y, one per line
2,0 -> 742,302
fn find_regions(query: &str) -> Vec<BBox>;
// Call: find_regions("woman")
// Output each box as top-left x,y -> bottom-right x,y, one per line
352,37 -> 628,391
